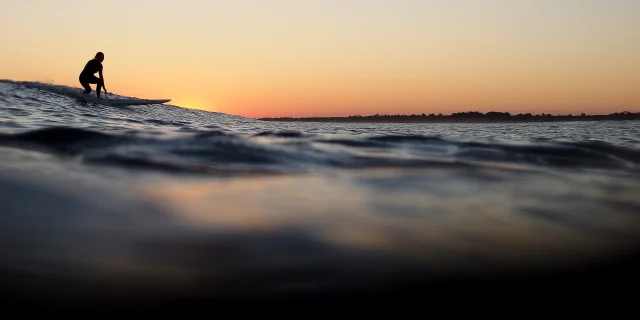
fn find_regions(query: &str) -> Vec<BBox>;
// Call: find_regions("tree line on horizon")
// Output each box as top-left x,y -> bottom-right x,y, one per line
259,111 -> 638,120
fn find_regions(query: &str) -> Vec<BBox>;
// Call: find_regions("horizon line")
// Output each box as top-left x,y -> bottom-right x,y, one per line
256,110 -> 640,119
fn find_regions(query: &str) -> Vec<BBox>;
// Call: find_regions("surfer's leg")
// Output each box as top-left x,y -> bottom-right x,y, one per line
80,81 -> 92,94
96,79 -> 102,98
79,75 -> 92,93
86,75 -> 101,98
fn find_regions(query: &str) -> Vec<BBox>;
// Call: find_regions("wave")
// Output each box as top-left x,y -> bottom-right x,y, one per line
3,79 -> 134,102
1,126 -> 638,176
0,79 -> 253,133
1,79 -> 639,176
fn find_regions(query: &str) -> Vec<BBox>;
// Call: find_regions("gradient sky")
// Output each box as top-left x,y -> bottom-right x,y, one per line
1,0 -> 638,118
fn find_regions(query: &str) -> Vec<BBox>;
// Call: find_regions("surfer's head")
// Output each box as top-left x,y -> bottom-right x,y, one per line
95,52 -> 104,62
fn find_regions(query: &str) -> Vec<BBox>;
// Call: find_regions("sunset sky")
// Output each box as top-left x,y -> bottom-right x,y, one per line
0,0 -> 638,118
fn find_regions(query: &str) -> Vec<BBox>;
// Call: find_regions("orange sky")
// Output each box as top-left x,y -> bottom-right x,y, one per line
0,0 -> 638,118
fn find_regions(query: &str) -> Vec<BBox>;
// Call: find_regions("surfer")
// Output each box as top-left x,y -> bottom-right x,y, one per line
79,52 -> 108,99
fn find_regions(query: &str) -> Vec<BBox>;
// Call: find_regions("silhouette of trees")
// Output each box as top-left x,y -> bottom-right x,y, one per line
259,111 -> 639,123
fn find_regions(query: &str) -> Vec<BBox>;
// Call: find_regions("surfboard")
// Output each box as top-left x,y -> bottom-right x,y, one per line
79,94 -> 170,106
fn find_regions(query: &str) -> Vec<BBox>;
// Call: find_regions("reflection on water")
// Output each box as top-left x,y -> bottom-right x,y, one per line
1,144 -> 639,310
142,166 -> 640,272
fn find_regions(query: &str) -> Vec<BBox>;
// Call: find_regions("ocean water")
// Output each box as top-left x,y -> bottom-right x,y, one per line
1,79 -> 639,309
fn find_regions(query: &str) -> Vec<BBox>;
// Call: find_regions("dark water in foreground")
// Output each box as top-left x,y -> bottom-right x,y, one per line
1,79 -> 639,310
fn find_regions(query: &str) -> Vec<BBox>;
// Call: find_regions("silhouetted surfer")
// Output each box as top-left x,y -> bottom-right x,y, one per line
79,52 -> 108,99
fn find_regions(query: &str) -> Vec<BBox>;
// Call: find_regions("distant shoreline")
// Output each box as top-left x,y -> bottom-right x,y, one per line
258,112 -> 639,123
